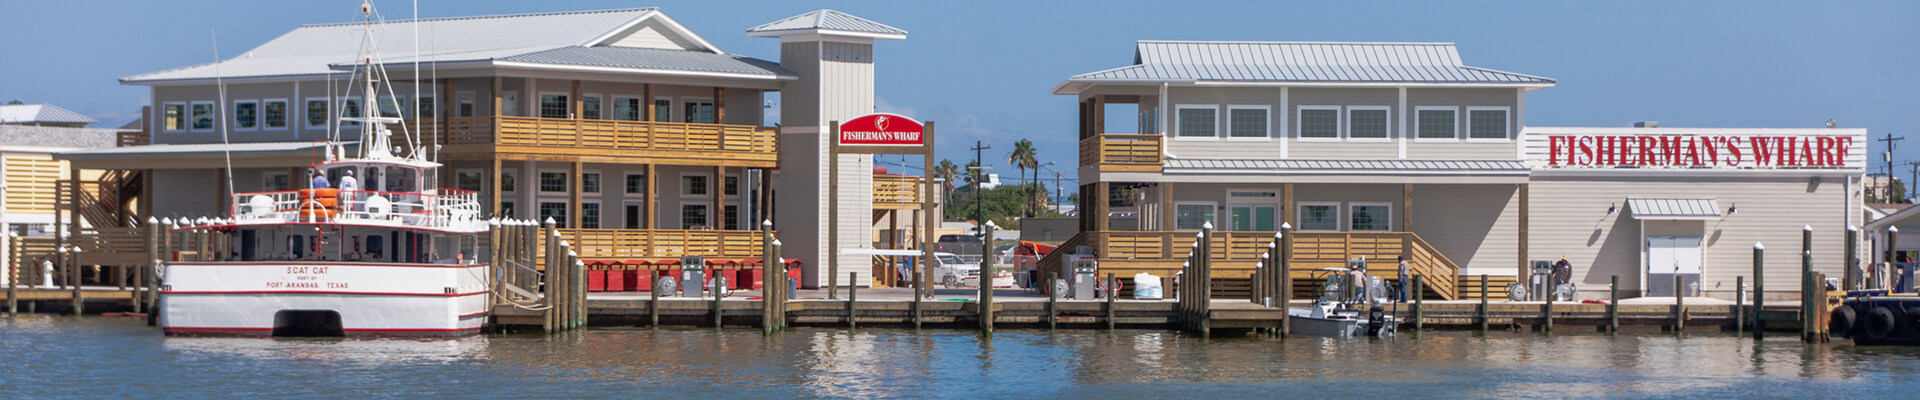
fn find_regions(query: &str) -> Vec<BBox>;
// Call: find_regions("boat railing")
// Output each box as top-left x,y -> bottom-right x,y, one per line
228,188 -> 484,231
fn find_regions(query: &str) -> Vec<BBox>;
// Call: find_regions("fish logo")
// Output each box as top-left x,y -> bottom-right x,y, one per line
876,115 -> 890,131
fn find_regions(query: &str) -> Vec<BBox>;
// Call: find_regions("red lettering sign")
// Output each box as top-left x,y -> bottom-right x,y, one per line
1544,134 -> 1853,169
838,113 -> 926,147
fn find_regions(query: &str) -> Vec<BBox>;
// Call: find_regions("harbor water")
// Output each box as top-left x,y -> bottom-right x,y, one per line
5,315 -> 1919,398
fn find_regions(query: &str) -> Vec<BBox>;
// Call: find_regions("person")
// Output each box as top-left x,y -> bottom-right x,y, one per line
337,169 -> 359,211
1397,256 -> 1411,303
1552,255 -> 1573,287
309,169 -> 330,189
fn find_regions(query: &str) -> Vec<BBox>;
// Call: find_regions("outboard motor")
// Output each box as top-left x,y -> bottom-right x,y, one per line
1366,306 -> 1388,337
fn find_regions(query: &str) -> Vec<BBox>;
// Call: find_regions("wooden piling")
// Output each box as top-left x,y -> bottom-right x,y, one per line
1753,243 -> 1765,340
1543,277 -> 1553,333
1846,227 -> 1859,290
1048,276 -> 1059,331
6,234 -> 17,314
1106,273 -> 1117,331
1280,224 -> 1292,337
1802,226 -> 1813,343
1674,274 -> 1684,333
67,246 -> 81,315
713,267 -> 724,330
1609,275 -> 1619,335
761,222 -> 775,334
848,272 -> 858,330
1413,275 -> 1424,333
980,223 -> 994,333
649,270 -> 660,328
1736,276 -> 1746,337
1479,274 -> 1490,333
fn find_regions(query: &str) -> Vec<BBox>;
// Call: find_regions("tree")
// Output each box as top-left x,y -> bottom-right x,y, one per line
962,160 -> 981,187
1007,139 -> 1038,216
5,100 -> 21,105
1893,179 -> 1912,204
933,159 -> 960,202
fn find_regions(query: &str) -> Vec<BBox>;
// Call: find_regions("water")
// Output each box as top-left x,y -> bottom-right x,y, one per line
4,315 -> 1919,399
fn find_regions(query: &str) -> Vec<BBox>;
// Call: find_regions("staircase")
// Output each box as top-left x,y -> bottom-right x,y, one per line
59,170 -> 144,229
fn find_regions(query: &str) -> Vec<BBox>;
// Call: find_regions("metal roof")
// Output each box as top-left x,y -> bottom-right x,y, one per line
121,8 -> 746,83
498,46 -> 794,78
1166,158 -> 1528,173
747,9 -> 906,37
0,104 -> 98,125
1056,41 -> 1553,93
0,125 -> 116,149
1626,197 -> 1721,220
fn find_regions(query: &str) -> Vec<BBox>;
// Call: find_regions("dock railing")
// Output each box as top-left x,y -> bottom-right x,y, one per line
1051,230 -> 1459,300
389,116 -> 778,162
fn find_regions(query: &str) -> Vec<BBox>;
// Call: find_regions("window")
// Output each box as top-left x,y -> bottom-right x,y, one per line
539,172 -> 568,193
582,202 -> 601,229
305,98 -> 329,128
539,202 -> 568,228
233,100 -> 258,131
1298,202 -> 1340,231
1467,107 -> 1510,140
681,204 -> 708,229
263,172 -> 290,191
1350,203 -> 1391,231
1297,106 -> 1339,140
162,103 -> 185,131
724,176 -> 738,196
456,92 -> 475,117
582,172 -> 601,194
1176,105 -> 1217,138
539,94 -> 569,119
684,99 -> 715,124
581,94 -> 602,119
613,96 -> 640,121
1347,106 -> 1389,141
263,99 -> 288,130
416,96 -> 435,119
190,101 -> 214,131
624,203 -> 644,229
1174,203 -> 1215,230
652,98 -> 671,122
1416,107 -> 1457,140
1227,106 -> 1269,139
682,174 -> 708,196
625,173 -> 647,194
377,95 -> 406,118
724,205 -> 739,230
500,170 -> 517,192
338,97 -> 362,127
455,170 -> 483,192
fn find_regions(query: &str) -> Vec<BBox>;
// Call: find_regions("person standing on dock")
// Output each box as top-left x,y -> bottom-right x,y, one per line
1397,256 -> 1410,303
1552,256 -> 1573,287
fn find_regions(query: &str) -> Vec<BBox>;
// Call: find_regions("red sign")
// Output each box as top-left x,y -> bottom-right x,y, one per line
838,113 -> 925,147
1545,134 -> 1854,168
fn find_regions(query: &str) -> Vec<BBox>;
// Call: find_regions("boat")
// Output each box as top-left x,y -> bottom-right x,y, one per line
1288,267 -> 1396,338
158,2 -> 489,337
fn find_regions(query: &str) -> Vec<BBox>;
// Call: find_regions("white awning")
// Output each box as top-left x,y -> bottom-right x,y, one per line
1627,197 -> 1721,220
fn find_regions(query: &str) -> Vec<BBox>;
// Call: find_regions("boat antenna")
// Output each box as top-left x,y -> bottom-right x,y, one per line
211,28 -> 237,206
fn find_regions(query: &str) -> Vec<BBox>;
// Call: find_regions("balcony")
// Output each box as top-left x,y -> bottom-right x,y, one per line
391,116 -> 779,167
1078,134 -> 1163,172
871,174 -> 924,210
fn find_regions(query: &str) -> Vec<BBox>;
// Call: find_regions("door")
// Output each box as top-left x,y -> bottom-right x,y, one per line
1646,236 -> 1703,296
501,91 -> 519,117
1229,204 -> 1277,231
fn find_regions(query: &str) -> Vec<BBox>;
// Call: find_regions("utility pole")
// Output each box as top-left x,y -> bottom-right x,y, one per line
1053,170 -> 1065,214
1879,133 -> 1904,201
971,141 -> 991,235
1908,161 -> 1920,202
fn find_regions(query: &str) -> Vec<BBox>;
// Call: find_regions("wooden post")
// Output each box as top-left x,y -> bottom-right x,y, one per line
649,269 -> 660,328
1047,275 -> 1059,331
1846,227 -> 1859,290
645,164 -> 657,229
543,219 -> 557,333
1517,183 -> 1529,278
1609,275 -> 1619,335
1413,275 -> 1424,334
847,272 -> 858,330
1200,223 -> 1212,338
774,240 -> 786,331
1802,226 -> 1813,343
1280,223 -> 1293,337
1736,276 -> 1746,337
141,217 -> 159,314
713,265 -> 723,330
980,222 -> 995,333
570,161 -> 583,229
713,87 -> 727,125
1402,184 -> 1413,231
1107,273 -> 1117,331
827,121 -> 840,299
715,165 -> 725,229
1481,274 -> 1491,333
761,220 -> 774,334
1543,275 -> 1554,333
642,84 -> 655,122
6,234 -> 16,314
1674,274 -> 1684,333
1753,242 -> 1765,340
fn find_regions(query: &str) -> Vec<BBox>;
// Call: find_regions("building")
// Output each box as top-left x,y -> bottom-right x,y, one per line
49,8 -> 919,289
1,107 -> 119,286
0,103 -> 99,128
1055,40 -> 1865,300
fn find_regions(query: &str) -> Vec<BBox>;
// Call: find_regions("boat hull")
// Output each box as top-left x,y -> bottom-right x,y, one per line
159,261 -> 489,338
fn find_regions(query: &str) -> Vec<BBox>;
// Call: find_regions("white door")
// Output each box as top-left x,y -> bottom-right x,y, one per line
501,91 -> 519,117
1647,236 -> 1703,296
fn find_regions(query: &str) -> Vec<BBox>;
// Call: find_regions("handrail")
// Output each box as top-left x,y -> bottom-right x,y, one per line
872,175 -> 922,206
1081,230 -> 1462,300
389,116 -> 778,156
1079,134 -> 1163,170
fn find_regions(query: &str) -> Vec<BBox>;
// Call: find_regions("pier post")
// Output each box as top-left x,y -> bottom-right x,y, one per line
138,217 -> 157,314
6,233 -> 16,314
1802,225 -> 1813,343
713,265 -> 723,330
1543,276 -> 1553,333
1413,275 -> 1424,334
1674,274 -> 1684,334
1609,275 -> 1619,335
1107,273 -> 1116,331
574,256 -> 586,330
1480,274 -> 1490,333
649,269 -> 660,328
774,240 -> 787,331
1736,276 -> 1746,337
543,218 -> 556,333
847,272 -> 858,330
1753,243 -> 1765,340
980,222 -> 995,334
1048,277 -> 1059,332
761,221 -> 774,334
1280,224 -> 1293,337
1846,226 -> 1859,290
1200,223 -> 1212,338
64,246 -> 80,316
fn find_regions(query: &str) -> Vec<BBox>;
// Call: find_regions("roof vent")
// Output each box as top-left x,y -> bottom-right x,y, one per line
1633,121 -> 1659,128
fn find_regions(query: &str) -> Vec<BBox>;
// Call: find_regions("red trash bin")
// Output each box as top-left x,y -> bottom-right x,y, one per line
605,264 -> 628,292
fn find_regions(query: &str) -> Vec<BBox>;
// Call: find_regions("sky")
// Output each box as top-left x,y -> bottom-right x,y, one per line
3,0 -> 1917,195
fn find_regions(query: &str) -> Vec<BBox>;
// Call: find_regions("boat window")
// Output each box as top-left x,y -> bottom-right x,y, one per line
366,234 -> 385,261
385,166 -> 416,193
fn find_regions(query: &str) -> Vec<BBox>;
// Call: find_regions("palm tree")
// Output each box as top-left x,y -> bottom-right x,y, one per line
1007,139 -> 1039,216
933,159 -> 959,202
962,160 -> 981,187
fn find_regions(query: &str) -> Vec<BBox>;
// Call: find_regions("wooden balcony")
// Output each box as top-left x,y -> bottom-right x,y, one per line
547,229 -> 771,268
117,130 -> 149,147
1078,134 -> 1163,172
872,175 -> 924,210
1048,230 -> 1460,300
391,116 -> 779,167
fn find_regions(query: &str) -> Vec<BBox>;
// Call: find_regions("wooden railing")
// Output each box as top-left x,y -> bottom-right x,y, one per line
117,130 -> 149,147
872,175 -> 922,209
1078,230 -> 1460,300
1078,134 -> 1163,172
550,229 -> 770,266
389,116 -> 778,160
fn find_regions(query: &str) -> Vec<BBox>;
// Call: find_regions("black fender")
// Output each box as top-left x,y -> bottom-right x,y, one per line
1864,306 -> 1898,341
1830,305 -> 1858,338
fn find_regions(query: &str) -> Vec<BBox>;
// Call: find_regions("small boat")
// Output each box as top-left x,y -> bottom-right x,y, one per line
1288,267 -> 1396,338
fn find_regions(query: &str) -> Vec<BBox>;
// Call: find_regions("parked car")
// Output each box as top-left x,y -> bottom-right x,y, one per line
993,243 -> 1017,264
936,234 -> 985,258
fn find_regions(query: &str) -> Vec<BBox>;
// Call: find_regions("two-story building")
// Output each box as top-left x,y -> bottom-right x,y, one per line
1055,41 -> 1864,300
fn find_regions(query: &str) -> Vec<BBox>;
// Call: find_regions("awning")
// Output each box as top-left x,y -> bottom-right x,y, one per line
54,141 -> 355,169
1627,197 -> 1721,220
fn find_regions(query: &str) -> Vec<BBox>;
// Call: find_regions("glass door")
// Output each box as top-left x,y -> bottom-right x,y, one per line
1229,204 -> 1277,231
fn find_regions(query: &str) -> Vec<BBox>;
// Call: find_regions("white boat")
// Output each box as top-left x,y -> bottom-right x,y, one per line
1288,267 -> 1396,338
159,2 -> 489,337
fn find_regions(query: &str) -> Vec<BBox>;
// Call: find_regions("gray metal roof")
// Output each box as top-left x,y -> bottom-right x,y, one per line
499,46 -> 794,78
1626,197 -> 1721,220
1059,41 -> 1552,91
122,8 -> 727,83
747,9 -> 906,36
0,125 -> 116,149
0,104 -> 98,125
1166,158 -> 1528,173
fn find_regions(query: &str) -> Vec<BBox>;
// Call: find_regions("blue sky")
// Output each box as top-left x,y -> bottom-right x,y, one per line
3,0 -> 1916,191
